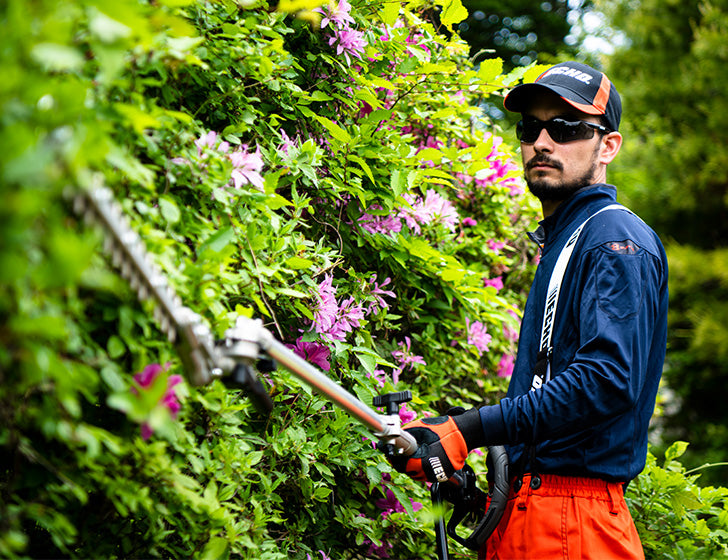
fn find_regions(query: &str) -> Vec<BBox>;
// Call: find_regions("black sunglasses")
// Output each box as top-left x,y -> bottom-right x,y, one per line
516,117 -> 612,144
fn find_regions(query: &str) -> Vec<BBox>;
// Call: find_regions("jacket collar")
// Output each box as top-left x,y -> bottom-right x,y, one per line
528,184 -> 618,250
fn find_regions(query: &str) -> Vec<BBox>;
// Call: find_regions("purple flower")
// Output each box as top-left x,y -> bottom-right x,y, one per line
328,27 -> 367,65
287,337 -> 332,371
195,130 -> 230,156
466,318 -> 492,356
278,129 -> 297,155
312,274 -> 339,336
229,145 -> 264,191
338,296 -> 366,332
399,403 -> 416,424
398,190 -> 459,232
358,206 -> 403,236
316,0 -> 355,29
503,310 -> 520,342
488,239 -> 506,254
310,275 -> 365,342
367,368 -> 388,388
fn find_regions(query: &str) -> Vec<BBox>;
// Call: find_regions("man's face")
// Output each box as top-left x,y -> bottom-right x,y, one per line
520,92 -> 608,204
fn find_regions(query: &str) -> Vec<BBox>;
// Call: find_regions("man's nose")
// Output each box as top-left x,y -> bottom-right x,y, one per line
533,128 -> 554,152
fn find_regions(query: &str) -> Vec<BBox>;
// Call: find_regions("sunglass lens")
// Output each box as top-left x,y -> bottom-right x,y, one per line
517,119 -> 595,143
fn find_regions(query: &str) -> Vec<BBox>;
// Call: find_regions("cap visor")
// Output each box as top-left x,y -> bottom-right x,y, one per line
504,83 -> 602,116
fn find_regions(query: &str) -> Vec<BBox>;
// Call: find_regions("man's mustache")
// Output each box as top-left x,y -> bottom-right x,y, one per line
526,155 -> 563,171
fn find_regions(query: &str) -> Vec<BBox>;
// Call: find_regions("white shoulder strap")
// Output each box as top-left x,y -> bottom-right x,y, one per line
532,203 -> 626,389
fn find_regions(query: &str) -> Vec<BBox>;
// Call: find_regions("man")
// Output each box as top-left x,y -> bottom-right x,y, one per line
388,61 -> 669,559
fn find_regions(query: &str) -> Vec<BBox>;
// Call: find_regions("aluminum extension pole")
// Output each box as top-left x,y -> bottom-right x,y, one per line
261,335 -> 418,455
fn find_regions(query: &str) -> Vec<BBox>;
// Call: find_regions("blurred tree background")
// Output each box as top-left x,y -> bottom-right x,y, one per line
601,0 -> 728,485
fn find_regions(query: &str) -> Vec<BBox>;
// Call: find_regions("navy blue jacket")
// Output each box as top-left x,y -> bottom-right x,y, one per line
479,184 -> 669,482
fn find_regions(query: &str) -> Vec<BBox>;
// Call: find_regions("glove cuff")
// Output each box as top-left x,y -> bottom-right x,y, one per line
452,407 -> 486,450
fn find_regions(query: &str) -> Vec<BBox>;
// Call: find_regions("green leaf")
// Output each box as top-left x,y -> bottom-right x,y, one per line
30,43 -> 85,72
665,441 -> 689,463
159,197 -> 181,224
313,115 -> 352,143
200,536 -> 229,560
380,1 -> 400,25
478,58 -> 504,82
348,155 -> 375,185
284,256 -> 315,270
439,0 -> 468,27
199,227 -> 235,255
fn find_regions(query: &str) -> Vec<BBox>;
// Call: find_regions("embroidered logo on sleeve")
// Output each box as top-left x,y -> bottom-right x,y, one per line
604,240 -> 640,254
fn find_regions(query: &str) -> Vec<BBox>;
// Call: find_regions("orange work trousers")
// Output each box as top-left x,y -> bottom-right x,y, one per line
479,473 -> 644,560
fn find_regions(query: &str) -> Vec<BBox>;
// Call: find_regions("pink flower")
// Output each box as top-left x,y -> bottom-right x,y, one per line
483,276 -> 503,292
229,145 -> 264,191
488,239 -> 507,254
462,217 -> 477,227
392,337 -> 426,376
328,27 -> 367,65
278,129 -> 297,155
316,0 -> 355,29
310,275 -> 365,342
503,310 -> 520,342
367,275 -> 396,314
287,337 -> 332,371
338,296 -> 366,331
399,403 -> 416,424
466,318 -> 492,356
133,363 -> 182,440
367,368 -> 388,388
358,205 -> 402,236
312,274 -> 339,335
497,353 -> 515,378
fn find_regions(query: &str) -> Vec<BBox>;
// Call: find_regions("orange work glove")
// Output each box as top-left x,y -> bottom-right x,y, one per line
388,408 -> 485,483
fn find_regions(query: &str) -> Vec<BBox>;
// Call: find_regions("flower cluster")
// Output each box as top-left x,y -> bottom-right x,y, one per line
173,130 -> 265,192
357,189 -> 460,237
316,0 -> 367,65
361,472 -> 423,558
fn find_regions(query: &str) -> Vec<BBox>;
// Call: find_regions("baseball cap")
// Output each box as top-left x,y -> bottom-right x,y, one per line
504,61 -> 622,132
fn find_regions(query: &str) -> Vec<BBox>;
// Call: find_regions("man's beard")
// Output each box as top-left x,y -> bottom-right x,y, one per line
525,154 -> 598,203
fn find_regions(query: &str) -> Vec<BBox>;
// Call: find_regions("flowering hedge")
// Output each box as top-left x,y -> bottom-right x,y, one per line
4,0 -> 728,558
0,0 -> 542,556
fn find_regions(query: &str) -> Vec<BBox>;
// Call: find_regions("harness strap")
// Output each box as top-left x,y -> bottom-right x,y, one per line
519,204 -> 628,479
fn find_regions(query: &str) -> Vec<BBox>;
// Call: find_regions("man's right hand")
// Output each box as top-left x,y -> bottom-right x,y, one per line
385,408 -> 485,483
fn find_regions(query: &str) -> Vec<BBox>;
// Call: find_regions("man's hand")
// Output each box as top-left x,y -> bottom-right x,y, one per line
386,408 -> 485,483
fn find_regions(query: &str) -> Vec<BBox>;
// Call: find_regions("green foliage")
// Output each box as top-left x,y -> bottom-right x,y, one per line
598,0 -> 728,490
627,442 -> 728,559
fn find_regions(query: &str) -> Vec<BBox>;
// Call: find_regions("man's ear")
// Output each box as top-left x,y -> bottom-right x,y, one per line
599,131 -> 622,165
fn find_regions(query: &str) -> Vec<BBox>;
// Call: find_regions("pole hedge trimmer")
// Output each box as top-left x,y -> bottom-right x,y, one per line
72,177 -> 508,559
